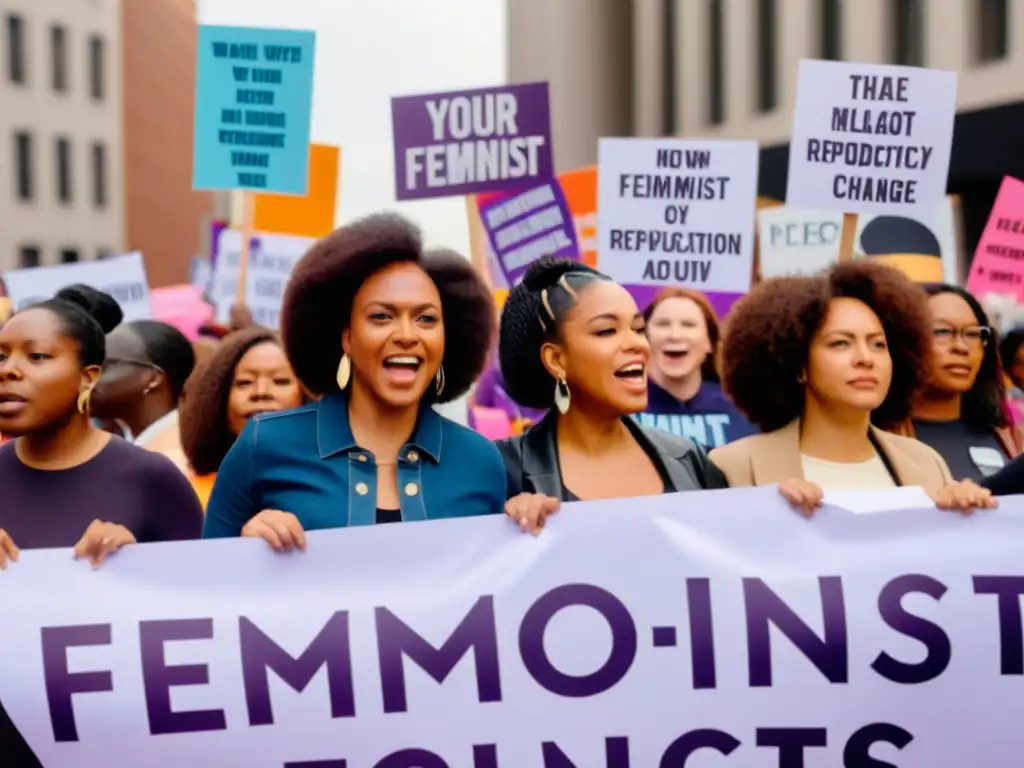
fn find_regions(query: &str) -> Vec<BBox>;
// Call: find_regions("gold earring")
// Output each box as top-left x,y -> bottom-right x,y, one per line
77,388 -> 92,415
435,365 -> 446,396
336,354 -> 351,390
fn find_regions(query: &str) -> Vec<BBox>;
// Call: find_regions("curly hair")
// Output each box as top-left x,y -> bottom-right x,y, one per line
720,261 -> 933,432
280,213 -> 493,401
643,287 -> 721,383
922,283 -> 1009,429
179,327 -> 281,475
498,257 -> 612,409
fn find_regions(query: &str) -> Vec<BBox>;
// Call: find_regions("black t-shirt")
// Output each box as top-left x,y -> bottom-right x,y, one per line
982,453 -> 1024,495
912,418 -> 1008,482
376,508 -> 401,524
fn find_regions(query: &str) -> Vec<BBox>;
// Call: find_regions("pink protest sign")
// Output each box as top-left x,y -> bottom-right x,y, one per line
967,176 -> 1024,299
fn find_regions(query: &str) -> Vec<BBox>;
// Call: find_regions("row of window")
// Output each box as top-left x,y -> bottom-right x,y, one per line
4,13 -> 107,100
667,0 -> 1011,131
12,132 -> 109,208
13,246 -> 112,269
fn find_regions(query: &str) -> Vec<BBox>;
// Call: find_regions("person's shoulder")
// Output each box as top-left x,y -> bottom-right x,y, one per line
637,422 -> 705,458
707,430 -> 770,467
251,402 -> 318,431
105,439 -> 193,484
245,403 -> 319,450
877,429 -> 946,464
438,413 -> 503,467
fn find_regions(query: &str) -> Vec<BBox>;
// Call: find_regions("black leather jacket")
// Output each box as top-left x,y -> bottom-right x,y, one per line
495,411 -> 729,499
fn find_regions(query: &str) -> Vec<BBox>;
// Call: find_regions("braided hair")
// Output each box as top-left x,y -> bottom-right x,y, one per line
498,258 -> 612,409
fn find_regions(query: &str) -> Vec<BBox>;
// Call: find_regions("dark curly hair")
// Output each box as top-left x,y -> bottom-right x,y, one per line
499,257 -> 612,409
922,283 -> 1009,430
1000,328 -> 1024,387
721,261 -> 933,432
280,213 -> 493,401
28,284 -> 123,367
179,327 -> 281,475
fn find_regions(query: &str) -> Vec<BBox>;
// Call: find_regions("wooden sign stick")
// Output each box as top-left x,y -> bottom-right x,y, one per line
235,192 -> 255,308
838,212 -> 857,263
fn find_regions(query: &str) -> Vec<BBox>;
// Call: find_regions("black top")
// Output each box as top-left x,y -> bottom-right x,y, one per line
496,410 -> 728,500
981,453 -> 1024,496
911,418 -> 1008,482
376,508 -> 402,524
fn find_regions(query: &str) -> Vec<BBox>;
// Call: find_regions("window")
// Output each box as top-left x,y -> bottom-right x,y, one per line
977,0 -> 1009,62
661,0 -> 677,135
708,0 -> 725,125
91,142 -> 108,208
60,248 -> 79,264
55,137 -> 72,204
13,131 -> 34,202
892,0 -> 925,66
88,35 -> 105,100
51,25 -> 67,92
18,246 -> 40,269
820,0 -> 842,60
6,14 -> 25,84
756,0 -> 778,113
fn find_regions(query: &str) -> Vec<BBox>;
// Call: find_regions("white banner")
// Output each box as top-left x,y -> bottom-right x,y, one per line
1,487 -> 1024,766
1,252 -> 151,321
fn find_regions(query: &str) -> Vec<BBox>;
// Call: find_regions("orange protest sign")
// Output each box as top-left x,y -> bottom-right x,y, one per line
559,166 -> 598,268
252,144 -> 340,238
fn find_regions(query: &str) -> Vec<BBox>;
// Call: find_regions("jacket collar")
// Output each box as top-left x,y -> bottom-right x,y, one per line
316,390 -> 443,463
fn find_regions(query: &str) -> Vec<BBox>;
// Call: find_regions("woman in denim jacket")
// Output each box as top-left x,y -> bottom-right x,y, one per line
202,213 -> 506,549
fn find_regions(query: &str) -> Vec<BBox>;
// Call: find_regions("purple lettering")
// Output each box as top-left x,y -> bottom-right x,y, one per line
372,746 -> 496,768
140,619 -> 226,735
872,575 -> 950,684
973,576 -> 1024,675
41,624 -> 113,742
842,723 -> 914,767
756,728 -> 827,767
240,611 -> 355,726
686,578 -> 717,689
376,596 -> 501,714
659,729 -> 741,764
744,576 -> 848,686
542,736 -> 630,767
520,584 -> 637,697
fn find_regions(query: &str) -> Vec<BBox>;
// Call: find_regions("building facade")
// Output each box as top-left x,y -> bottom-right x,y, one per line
0,0 -> 125,271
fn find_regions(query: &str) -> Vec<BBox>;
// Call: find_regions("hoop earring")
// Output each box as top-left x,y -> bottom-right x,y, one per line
77,388 -> 92,415
554,378 -> 570,415
435,365 -> 446,396
336,354 -> 351,390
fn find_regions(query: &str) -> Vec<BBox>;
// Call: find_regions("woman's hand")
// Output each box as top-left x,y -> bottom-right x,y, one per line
0,530 -> 19,570
778,478 -> 825,518
505,493 -> 560,536
931,480 -> 997,514
73,521 -> 136,568
242,509 -> 307,552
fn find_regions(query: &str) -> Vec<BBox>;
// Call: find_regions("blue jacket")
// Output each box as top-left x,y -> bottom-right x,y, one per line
202,392 -> 507,537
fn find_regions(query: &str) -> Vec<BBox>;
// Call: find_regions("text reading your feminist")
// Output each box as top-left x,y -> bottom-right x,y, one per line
212,41 -> 304,189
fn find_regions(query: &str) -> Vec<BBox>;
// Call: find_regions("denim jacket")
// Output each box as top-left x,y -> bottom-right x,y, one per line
202,391 -> 507,537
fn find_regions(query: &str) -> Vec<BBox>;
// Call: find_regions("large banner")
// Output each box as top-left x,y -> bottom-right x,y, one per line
2,488 -> 1024,765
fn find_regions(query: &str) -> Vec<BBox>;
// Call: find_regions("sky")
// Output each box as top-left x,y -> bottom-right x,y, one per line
197,0 -> 507,256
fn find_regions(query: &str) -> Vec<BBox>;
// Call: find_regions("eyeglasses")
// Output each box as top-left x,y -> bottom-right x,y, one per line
932,326 -> 992,349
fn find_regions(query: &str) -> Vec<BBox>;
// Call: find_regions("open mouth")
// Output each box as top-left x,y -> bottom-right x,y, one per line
662,350 -> 689,361
614,362 -> 646,383
383,355 -> 423,385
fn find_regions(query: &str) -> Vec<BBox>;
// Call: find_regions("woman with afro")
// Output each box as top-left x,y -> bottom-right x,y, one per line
709,261 -> 994,514
202,213 -> 508,548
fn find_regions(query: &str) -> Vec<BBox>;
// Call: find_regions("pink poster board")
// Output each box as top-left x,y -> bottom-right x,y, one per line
967,176 -> 1024,299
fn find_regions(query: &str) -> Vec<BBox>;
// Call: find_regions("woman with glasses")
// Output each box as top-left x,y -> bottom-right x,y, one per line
90,320 -> 196,471
898,284 -> 1022,481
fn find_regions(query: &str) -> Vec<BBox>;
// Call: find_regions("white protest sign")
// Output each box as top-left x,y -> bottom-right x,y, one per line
210,230 -> 313,329
1,252 -> 152,321
786,59 -> 957,215
2,487 -> 1024,766
597,138 -> 758,292
757,207 -> 844,277
855,195 -> 961,283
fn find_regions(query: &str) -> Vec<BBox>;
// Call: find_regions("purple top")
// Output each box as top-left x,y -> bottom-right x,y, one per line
0,437 -> 203,549
632,379 -> 757,450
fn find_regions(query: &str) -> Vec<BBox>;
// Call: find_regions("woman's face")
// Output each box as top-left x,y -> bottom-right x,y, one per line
805,297 -> 892,414
927,292 -> 987,395
1010,346 -> 1024,390
344,261 -> 444,410
0,309 -> 99,436
91,326 -> 161,417
545,281 -> 650,415
646,297 -> 712,381
226,341 -> 303,436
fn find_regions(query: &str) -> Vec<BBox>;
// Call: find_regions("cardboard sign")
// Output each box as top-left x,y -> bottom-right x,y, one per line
193,25 -> 316,194
967,176 -> 1024,299
786,59 -> 957,216
596,138 -> 759,293
391,82 -> 554,201
252,144 -> 339,238
757,208 -> 844,278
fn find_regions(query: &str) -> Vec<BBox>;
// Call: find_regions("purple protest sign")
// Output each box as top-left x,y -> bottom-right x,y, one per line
478,182 -> 579,285
391,82 -> 554,201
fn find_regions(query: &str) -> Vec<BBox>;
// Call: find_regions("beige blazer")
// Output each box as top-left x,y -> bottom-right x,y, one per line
709,419 -> 953,496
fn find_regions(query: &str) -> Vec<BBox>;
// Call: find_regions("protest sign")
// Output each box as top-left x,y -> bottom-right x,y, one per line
477,181 -> 579,285
786,59 -> 957,216
967,176 -> 1024,299
854,195 -> 961,283
1,487 -> 1024,765
253,143 -> 340,238
210,230 -> 313,329
193,25 -> 316,194
757,207 -> 844,277
597,138 -> 759,293
392,82 -> 554,201
1,252 -> 151,321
